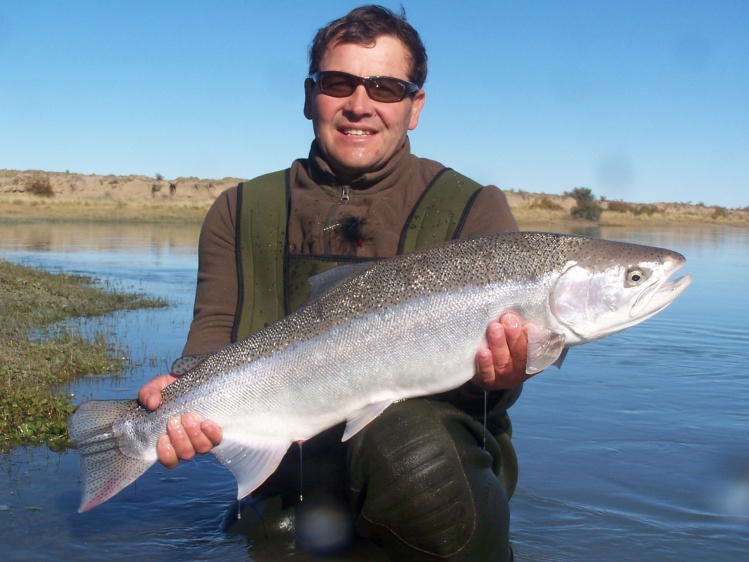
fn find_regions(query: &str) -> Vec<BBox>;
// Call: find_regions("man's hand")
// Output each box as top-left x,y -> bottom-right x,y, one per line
138,374 -> 223,469
473,312 -> 539,391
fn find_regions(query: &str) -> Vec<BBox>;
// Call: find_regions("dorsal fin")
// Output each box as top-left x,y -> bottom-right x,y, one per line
306,262 -> 376,302
170,354 -> 208,376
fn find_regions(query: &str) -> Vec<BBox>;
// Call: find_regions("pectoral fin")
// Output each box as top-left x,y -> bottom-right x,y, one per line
213,435 -> 291,500
526,324 -> 568,374
342,399 -> 394,441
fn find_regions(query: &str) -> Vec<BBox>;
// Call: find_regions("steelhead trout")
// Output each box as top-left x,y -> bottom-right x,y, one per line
68,232 -> 691,512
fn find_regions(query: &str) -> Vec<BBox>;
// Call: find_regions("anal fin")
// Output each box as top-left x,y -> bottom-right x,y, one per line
342,399 -> 394,441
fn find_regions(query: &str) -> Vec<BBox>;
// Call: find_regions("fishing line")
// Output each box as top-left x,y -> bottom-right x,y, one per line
483,390 -> 488,450
298,442 -> 304,502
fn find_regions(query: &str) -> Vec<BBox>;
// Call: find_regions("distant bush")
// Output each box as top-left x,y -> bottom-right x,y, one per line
530,196 -> 563,211
606,200 -> 635,213
633,204 -> 659,216
711,206 -> 729,219
26,174 -> 55,197
564,187 -> 602,221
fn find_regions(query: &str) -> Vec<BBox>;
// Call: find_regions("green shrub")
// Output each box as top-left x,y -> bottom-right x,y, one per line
564,187 -> 602,221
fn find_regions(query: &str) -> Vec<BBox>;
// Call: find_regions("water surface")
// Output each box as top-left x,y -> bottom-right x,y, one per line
0,222 -> 746,561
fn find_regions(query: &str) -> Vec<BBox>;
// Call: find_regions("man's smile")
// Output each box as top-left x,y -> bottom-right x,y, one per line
342,128 -> 375,136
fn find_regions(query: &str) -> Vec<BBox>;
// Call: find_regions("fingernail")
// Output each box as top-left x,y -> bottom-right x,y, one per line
183,413 -> 196,428
168,417 -> 181,429
503,315 -> 519,329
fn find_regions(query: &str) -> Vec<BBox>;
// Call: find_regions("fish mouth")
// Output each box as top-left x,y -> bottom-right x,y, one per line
631,262 -> 692,319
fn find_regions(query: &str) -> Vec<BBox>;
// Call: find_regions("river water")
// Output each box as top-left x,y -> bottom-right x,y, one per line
0,222 -> 747,561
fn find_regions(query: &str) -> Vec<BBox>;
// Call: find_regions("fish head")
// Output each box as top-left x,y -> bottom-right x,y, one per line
550,240 -> 692,343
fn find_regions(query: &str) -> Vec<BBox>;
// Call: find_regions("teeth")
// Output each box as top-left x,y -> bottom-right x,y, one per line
344,129 -> 372,136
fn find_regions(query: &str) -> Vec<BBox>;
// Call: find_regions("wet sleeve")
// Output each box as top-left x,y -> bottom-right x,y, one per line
181,187 -> 239,357
458,185 -> 519,237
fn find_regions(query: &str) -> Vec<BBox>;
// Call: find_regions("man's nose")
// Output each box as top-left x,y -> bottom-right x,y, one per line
344,84 -> 375,116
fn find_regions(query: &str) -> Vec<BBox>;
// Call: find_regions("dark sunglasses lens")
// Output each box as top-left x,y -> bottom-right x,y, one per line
367,78 -> 405,102
318,73 -> 356,97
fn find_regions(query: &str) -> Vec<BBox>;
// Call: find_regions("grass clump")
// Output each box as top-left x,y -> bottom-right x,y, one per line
606,200 -> 661,216
0,259 -> 167,452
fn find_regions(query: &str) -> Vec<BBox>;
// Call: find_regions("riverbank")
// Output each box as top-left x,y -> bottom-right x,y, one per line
0,260 -> 166,452
1,169 -> 748,227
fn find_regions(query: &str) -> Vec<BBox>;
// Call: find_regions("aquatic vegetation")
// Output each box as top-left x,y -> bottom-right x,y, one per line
0,259 -> 166,452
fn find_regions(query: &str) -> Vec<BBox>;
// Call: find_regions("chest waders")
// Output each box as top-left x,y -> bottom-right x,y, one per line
227,168 -> 517,561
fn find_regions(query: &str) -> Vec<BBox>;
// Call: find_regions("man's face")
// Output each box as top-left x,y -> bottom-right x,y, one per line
304,35 -> 425,181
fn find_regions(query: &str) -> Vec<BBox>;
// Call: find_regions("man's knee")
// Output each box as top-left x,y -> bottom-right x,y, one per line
347,399 -> 510,559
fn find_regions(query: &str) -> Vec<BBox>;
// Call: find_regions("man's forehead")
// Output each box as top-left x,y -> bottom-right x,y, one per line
320,36 -> 413,78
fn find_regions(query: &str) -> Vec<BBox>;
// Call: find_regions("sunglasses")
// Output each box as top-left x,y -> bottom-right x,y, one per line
310,71 -> 420,103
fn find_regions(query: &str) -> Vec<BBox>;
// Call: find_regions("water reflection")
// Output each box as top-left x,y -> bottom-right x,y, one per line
0,222 -> 200,254
0,222 -> 747,561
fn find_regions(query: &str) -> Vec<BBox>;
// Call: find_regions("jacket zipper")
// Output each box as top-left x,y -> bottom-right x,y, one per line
323,184 -> 351,253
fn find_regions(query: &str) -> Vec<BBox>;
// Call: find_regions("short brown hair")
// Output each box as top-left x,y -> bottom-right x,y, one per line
308,5 -> 428,87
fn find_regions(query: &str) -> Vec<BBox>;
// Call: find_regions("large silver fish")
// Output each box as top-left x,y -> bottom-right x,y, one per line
68,232 -> 691,512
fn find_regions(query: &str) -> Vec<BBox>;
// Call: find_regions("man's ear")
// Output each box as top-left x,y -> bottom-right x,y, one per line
408,89 -> 426,131
303,78 -> 315,120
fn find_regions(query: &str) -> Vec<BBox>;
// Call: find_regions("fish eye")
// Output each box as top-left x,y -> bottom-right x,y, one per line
626,268 -> 647,286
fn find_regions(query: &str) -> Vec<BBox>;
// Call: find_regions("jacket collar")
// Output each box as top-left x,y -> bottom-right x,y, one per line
306,137 -> 412,192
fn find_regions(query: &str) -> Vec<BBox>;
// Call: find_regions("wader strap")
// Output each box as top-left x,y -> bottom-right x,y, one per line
398,168 -> 484,255
232,170 -> 289,342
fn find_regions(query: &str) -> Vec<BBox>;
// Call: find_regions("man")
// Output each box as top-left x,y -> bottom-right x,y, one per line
140,5 -> 538,560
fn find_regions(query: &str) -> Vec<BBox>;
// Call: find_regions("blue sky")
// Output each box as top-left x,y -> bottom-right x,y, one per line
1,0 -> 747,208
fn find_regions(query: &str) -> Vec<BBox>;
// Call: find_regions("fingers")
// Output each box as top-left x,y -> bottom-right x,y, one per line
473,312 -> 531,391
201,419 -> 223,447
474,344 -> 496,388
157,413 -> 223,469
157,434 -> 179,469
139,374 -> 223,469
489,320 -> 513,376
500,313 -> 527,374
138,374 -> 179,411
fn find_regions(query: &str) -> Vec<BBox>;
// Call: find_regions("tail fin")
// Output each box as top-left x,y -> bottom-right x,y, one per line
68,400 -> 155,512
